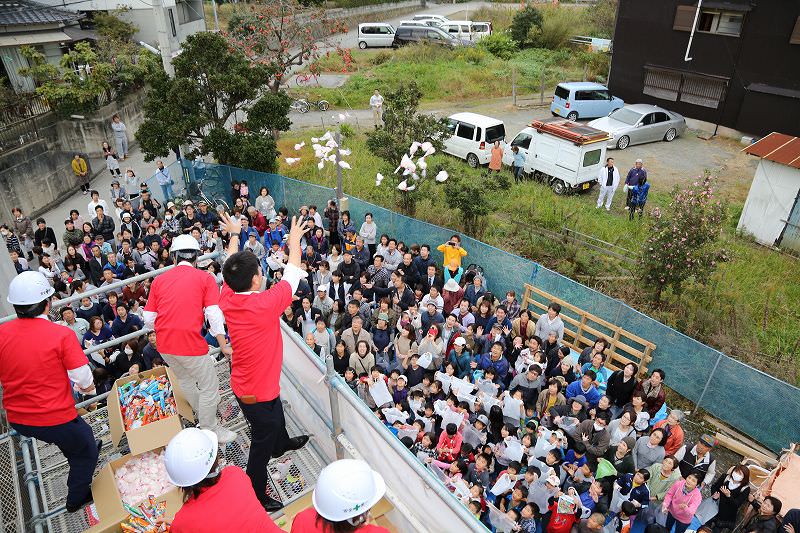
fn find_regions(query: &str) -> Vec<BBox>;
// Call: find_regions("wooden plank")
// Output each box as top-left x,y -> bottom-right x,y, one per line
715,433 -> 778,466
576,316 -> 587,349
702,415 -> 778,459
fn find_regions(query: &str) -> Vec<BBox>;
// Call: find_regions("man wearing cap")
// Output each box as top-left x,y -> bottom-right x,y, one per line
675,435 -> 717,487
196,201 -> 220,231
155,160 -> 175,201
313,284 -> 334,321
338,248 -> 360,285
144,234 -> 236,444
0,272 -> 98,512
218,213 -> 311,512
624,159 -> 647,210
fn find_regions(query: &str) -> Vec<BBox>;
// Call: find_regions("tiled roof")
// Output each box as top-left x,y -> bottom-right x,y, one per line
0,0 -> 83,27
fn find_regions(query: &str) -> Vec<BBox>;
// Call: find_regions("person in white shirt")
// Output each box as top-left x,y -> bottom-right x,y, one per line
596,157 -> 621,211
87,190 -> 108,219
369,89 -> 384,128
534,302 -> 564,343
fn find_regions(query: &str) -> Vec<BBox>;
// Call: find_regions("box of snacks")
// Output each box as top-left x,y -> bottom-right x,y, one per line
107,367 -> 194,455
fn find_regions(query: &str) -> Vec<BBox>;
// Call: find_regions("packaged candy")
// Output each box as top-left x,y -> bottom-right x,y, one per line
115,450 -> 175,506
119,376 -> 178,431
119,496 -> 170,532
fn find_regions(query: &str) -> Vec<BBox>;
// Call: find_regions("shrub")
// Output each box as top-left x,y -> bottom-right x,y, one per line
457,46 -> 490,66
510,6 -> 543,48
478,32 -> 519,60
585,0 -> 618,39
339,123 -> 356,138
370,50 -> 393,66
529,6 -> 586,50
472,6 -> 516,32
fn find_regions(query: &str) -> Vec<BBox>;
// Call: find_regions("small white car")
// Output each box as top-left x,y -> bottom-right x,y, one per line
443,113 -> 507,168
357,23 -> 396,49
412,14 -> 450,26
440,20 -> 474,41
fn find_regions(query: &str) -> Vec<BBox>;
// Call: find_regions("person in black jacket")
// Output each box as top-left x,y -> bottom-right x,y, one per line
338,250 -> 360,285
606,363 -> 639,418
390,270 -> 415,312
743,496 -> 782,533
86,245 -> 108,286
707,465 -> 750,533
33,218 -> 58,250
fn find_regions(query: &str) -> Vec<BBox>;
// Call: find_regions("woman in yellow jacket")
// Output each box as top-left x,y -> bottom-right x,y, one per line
437,235 -> 467,269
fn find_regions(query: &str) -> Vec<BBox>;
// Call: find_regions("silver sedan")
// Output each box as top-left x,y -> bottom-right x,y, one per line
588,103 -> 687,150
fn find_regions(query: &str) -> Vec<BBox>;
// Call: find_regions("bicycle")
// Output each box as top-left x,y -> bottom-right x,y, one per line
187,164 -> 230,212
306,98 -> 330,111
295,72 -> 319,88
290,99 -> 310,114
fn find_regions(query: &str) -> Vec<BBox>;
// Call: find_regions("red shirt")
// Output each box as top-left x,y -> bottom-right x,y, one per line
171,466 -> 282,533
218,281 -> 291,402
546,501 -> 580,533
0,318 -> 89,426
291,508 -> 390,533
144,264 -> 219,356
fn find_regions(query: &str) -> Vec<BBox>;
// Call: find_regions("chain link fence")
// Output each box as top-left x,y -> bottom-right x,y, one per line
186,161 -> 800,453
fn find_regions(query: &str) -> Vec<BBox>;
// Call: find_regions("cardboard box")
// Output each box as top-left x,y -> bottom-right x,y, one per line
107,366 -> 194,455
85,446 -> 184,533
279,493 -> 395,532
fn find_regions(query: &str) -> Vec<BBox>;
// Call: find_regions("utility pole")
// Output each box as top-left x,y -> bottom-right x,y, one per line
334,126 -> 343,201
211,0 -> 220,32
152,0 -> 175,76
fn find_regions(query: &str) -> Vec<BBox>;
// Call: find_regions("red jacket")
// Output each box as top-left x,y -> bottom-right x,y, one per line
251,212 -> 267,236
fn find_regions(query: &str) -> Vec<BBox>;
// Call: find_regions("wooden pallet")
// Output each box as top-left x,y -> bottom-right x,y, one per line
522,283 -> 656,376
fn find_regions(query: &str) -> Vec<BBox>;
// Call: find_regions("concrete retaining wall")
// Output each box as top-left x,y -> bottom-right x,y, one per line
0,91 -> 147,224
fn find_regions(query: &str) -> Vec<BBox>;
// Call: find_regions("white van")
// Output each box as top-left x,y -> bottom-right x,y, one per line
440,20 -> 474,41
470,21 -> 492,40
412,14 -> 450,25
501,119 -> 610,194
444,112 -> 507,168
358,23 -> 396,49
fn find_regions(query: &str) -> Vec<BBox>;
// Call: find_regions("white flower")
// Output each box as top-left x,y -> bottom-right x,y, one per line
435,170 -> 449,182
397,180 -> 416,191
317,161 -> 325,170
338,148 -> 352,156
409,141 -> 421,155
338,161 -> 351,169
327,154 -> 337,162
285,157 -> 301,165
421,141 -> 433,153
417,158 -> 428,170
311,137 -> 319,143
293,142 -> 305,151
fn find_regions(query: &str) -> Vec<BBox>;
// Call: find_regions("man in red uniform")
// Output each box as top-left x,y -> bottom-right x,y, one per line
0,271 -> 98,512
143,234 -> 236,443
218,213 -> 310,511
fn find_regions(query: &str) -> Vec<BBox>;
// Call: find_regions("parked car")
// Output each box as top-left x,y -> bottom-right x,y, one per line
550,82 -> 624,121
392,26 -> 460,48
440,20 -> 475,41
398,19 -> 442,28
412,14 -> 450,25
470,21 -> 492,40
357,23 -> 396,49
443,113 -> 506,168
588,104 -> 687,150
502,119 -> 611,195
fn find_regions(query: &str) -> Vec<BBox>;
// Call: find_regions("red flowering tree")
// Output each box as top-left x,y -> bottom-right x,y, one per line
639,175 -> 729,302
224,0 -> 348,93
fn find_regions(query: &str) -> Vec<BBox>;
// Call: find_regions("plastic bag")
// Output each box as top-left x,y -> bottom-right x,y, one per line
695,497 -> 719,525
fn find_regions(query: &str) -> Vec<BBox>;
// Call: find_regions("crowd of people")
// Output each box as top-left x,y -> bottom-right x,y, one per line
1,175 -> 794,533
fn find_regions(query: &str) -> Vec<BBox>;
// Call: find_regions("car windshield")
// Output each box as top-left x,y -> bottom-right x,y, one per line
485,124 -> 505,143
609,108 -> 643,126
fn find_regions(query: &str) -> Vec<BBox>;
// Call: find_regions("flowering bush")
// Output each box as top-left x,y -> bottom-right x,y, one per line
639,175 -> 729,302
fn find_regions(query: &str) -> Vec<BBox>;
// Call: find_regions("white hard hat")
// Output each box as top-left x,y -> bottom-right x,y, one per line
312,459 -> 386,522
7,271 -> 55,305
164,428 -> 219,487
170,234 -> 201,253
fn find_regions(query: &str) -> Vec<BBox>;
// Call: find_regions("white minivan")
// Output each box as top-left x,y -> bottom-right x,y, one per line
443,113 -> 506,168
440,20 -> 474,41
358,23 -> 396,49
412,14 -> 450,26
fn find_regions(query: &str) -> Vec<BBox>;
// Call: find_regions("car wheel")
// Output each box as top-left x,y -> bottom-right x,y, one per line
551,179 -> 567,195
551,111 -> 558,117
466,153 -> 479,168
617,135 -> 630,150
664,128 -> 677,142
567,111 -> 578,121
318,100 -> 330,111
358,41 -> 367,50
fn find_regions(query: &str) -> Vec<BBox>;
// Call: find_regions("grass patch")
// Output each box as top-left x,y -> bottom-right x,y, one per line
276,131 -> 800,384
293,44 -> 608,106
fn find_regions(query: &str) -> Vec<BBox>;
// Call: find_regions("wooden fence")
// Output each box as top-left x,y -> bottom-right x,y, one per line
521,283 -> 656,375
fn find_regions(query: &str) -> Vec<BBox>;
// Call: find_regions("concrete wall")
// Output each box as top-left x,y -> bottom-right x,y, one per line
0,91 -> 147,225
737,159 -> 800,246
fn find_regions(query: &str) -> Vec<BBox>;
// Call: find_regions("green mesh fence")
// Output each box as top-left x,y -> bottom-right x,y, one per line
181,160 -> 800,453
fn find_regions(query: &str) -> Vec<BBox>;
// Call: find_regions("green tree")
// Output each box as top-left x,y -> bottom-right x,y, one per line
443,166 -> 510,237
366,82 -> 451,216
93,9 -> 138,41
18,11 -> 157,116
510,6 -> 543,48
135,32 -> 291,173
585,0 -> 618,39
639,175 -> 729,302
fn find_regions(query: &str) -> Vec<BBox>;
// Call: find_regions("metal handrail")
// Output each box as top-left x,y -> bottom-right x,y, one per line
0,252 -> 220,325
